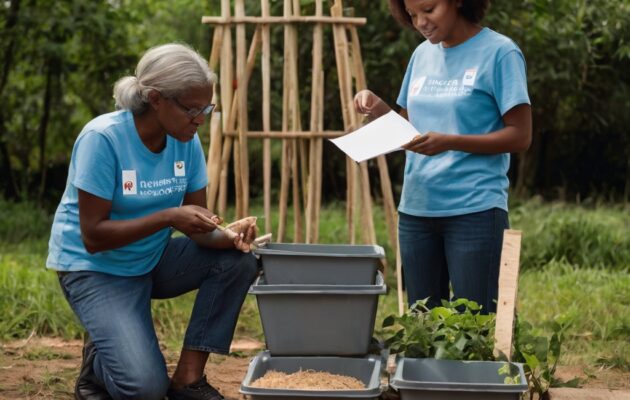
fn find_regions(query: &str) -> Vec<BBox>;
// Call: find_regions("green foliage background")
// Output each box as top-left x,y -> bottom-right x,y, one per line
1,0 -> 629,205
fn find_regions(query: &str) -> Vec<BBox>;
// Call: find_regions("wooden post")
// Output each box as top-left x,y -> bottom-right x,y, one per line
396,212 -> 405,316
494,229 -> 523,361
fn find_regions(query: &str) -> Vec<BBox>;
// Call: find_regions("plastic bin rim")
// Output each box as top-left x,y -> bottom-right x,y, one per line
240,352 -> 384,398
253,243 -> 385,258
390,358 -> 528,393
248,271 -> 387,294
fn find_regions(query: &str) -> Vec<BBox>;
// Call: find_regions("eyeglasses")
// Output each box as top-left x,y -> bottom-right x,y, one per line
169,97 -> 215,119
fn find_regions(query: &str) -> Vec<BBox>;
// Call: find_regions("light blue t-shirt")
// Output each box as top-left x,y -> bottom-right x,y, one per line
47,110 -> 208,276
396,27 -> 530,217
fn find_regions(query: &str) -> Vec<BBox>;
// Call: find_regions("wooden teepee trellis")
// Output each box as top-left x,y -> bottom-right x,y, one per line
202,0 -> 397,251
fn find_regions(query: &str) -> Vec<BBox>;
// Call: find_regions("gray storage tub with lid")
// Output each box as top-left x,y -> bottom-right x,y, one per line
249,272 -> 386,356
390,358 -> 528,400
253,243 -> 385,284
240,351 -> 383,400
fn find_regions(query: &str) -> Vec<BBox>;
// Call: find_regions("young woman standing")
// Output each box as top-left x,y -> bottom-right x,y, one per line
354,0 -> 532,313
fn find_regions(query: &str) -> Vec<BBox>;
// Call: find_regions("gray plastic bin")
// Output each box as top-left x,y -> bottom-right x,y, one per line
249,272 -> 386,356
390,358 -> 528,400
253,243 -> 385,284
240,351 -> 383,400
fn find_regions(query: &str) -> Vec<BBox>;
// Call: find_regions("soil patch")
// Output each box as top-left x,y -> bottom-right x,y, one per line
0,338 -> 628,399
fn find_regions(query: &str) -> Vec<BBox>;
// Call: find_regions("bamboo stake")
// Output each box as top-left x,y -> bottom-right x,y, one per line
206,26 -> 223,211
314,69 -> 324,242
202,16 -> 367,25
235,0 -> 249,218
207,111 -> 223,212
277,0 -> 292,242
331,0 -> 356,244
227,27 -> 261,132
347,24 -> 376,246
306,0 -> 324,243
261,0 -> 272,234
222,130 -> 345,138
217,0 -> 233,216
290,1 -> 303,243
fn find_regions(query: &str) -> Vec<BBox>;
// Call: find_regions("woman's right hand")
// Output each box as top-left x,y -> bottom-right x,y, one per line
170,205 -> 222,236
353,90 -> 391,120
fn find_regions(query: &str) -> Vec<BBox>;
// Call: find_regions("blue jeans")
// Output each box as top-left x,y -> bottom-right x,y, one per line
398,208 -> 508,314
58,237 -> 259,400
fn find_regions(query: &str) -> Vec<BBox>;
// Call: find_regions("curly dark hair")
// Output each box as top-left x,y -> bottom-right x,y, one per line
389,0 -> 490,30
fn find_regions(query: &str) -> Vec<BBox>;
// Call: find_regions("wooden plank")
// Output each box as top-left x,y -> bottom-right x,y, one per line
494,229 -> 523,361
396,212 -> 405,316
202,16 -> 367,25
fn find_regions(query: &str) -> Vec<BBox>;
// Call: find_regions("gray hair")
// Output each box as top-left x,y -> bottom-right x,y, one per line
113,43 -> 217,114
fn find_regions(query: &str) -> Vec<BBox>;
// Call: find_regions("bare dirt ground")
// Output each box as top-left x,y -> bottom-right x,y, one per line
0,337 -> 628,399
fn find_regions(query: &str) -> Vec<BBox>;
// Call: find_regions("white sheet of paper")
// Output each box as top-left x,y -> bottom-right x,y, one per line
329,111 -> 420,163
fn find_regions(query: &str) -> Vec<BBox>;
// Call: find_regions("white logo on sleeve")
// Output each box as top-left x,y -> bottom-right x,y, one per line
462,68 -> 478,87
122,170 -> 137,195
410,76 -> 427,96
174,161 -> 186,177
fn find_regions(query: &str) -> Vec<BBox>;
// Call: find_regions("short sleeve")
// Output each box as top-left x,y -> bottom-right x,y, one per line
493,49 -> 531,116
71,132 -> 117,200
396,54 -> 415,109
186,134 -> 208,193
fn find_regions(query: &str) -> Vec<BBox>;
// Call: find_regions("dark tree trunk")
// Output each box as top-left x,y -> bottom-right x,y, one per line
0,0 -> 22,200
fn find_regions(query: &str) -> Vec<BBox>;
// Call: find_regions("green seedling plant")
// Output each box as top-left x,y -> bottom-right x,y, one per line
382,298 -> 496,360
512,316 -> 580,400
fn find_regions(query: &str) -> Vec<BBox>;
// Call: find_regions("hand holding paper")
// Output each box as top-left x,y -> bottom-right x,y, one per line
329,111 -> 420,163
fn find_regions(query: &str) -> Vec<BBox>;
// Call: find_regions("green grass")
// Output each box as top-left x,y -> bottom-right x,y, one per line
0,197 -> 628,373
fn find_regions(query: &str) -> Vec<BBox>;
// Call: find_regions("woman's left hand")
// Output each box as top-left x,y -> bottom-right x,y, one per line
403,132 -> 451,156
226,217 -> 258,253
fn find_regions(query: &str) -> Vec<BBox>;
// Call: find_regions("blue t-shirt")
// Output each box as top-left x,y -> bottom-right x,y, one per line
396,27 -> 530,217
47,110 -> 208,276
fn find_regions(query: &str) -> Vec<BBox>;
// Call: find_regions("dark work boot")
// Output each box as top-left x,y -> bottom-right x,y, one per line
166,375 -> 224,400
75,334 -> 112,400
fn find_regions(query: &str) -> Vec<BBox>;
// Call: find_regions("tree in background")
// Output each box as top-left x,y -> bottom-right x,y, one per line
0,0 -> 629,204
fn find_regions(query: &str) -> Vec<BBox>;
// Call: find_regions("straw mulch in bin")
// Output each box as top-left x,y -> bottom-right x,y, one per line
251,370 -> 365,390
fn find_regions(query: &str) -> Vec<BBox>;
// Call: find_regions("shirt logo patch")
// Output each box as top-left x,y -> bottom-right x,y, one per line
174,161 -> 186,177
462,68 -> 477,87
122,170 -> 137,195
410,76 -> 427,96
